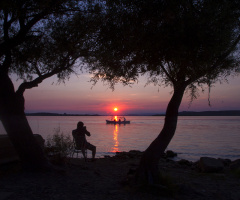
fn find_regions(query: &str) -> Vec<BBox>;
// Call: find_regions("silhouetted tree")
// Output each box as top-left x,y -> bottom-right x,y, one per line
0,0 -> 101,170
89,0 -> 240,183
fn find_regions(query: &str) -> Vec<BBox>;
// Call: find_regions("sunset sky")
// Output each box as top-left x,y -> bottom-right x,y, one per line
12,72 -> 240,115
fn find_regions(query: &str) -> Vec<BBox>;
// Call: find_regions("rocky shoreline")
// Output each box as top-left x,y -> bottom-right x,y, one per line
0,150 -> 240,200
114,150 -> 240,173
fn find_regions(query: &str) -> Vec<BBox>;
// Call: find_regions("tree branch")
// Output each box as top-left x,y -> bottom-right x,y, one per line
34,65 -> 42,77
0,0 -> 69,57
186,33 -> 240,85
211,34 -> 240,70
159,63 -> 175,84
0,13 -> 46,57
16,57 -> 77,96
3,11 -> 10,41
0,52 -> 11,75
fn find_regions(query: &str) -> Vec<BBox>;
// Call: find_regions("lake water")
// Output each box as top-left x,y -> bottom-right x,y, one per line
1,116 -> 240,161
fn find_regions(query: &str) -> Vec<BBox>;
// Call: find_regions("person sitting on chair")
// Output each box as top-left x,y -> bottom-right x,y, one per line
72,121 -> 96,161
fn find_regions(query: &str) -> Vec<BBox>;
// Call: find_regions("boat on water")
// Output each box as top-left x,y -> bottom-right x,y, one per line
106,116 -> 130,124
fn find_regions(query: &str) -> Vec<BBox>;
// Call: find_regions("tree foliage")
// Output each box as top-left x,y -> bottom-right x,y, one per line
90,0 -> 240,96
0,0 -> 101,94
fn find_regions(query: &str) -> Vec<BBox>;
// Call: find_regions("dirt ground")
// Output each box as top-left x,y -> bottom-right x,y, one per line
0,154 -> 240,200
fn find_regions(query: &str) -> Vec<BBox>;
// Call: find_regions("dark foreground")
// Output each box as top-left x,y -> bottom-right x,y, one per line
0,152 -> 240,200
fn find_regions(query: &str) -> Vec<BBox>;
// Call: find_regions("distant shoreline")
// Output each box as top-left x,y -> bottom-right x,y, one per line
25,110 -> 240,116
155,110 -> 240,116
25,113 -> 102,116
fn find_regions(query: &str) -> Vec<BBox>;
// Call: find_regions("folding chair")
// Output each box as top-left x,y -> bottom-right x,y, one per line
71,137 -> 87,161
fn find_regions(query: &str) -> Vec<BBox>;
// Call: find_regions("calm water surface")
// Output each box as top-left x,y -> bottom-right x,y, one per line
1,116 -> 240,161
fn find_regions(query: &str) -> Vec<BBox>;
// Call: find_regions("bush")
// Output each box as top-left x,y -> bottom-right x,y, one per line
44,127 -> 73,165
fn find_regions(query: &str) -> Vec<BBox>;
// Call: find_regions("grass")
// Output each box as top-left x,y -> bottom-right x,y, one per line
44,127 -> 73,165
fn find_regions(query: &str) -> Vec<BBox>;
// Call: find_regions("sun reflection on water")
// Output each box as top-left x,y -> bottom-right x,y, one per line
112,124 -> 119,152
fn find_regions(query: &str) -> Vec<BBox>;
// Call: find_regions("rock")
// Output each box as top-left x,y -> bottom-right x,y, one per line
218,158 -> 231,167
115,151 -> 129,159
129,150 -> 142,154
191,161 -> 200,171
128,150 -> 143,158
165,150 -> 177,158
230,159 -> 240,171
178,159 -> 192,166
104,155 -> 110,158
199,157 -> 224,173
115,150 -> 143,159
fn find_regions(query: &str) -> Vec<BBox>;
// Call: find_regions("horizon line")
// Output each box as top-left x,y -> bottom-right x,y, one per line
25,110 -> 240,116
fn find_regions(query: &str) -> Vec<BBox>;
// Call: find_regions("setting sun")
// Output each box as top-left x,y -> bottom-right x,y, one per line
114,107 -> 118,111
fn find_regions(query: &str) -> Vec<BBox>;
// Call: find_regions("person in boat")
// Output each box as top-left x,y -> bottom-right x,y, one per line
72,121 -> 96,161
119,118 -> 121,122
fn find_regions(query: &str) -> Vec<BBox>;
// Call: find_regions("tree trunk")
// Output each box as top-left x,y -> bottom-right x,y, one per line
0,73 -> 49,171
136,84 -> 186,184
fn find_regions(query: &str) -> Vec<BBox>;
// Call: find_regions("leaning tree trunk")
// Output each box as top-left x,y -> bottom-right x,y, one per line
136,84 -> 186,184
0,73 -> 49,171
